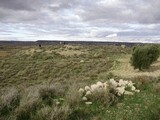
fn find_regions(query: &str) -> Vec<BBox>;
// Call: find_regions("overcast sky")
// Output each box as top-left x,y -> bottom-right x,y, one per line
0,0 -> 160,43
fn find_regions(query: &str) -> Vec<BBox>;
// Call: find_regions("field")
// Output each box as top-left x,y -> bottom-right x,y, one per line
0,44 -> 160,120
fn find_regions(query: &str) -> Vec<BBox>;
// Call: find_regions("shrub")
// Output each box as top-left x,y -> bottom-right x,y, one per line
15,99 -> 41,120
67,108 -> 90,120
0,87 -> 20,116
153,82 -> 160,95
39,85 -> 56,105
38,84 -> 66,105
92,90 -> 110,106
32,106 -> 52,120
65,84 -> 81,107
133,75 -> 152,90
131,45 -> 159,70
51,105 -> 71,120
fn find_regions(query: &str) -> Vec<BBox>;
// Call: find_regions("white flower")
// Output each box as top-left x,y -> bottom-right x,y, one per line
80,60 -> 84,63
85,86 -> 91,91
56,101 -> 60,105
131,86 -> 136,91
128,81 -> 134,87
118,79 -> 128,87
124,91 -> 134,95
82,96 -> 88,101
103,83 -> 108,90
135,90 -> 140,93
85,91 -> 92,96
85,102 -> 92,105
91,84 -> 99,92
109,79 -> 118,87
124,81 -> 129,85
116,86 -> 125,96
59,98 -> 64,101
109,79 -> 115,83
105,81 -> 109,84
112,81 -> 118,88
97,81 -> 103,88
79,88 -> 84,93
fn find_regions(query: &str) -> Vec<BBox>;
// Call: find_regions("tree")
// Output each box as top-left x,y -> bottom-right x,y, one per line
130,45 -> 159,70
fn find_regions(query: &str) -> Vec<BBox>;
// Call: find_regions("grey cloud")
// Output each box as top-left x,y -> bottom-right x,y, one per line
1,0 -> 160,24
78,0 -> 160,24
0,0 -> 34,11
0,0 -> 160,42
0,0 -> 52,11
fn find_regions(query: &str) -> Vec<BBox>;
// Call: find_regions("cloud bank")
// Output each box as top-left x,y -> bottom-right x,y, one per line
0,0 -> 160,43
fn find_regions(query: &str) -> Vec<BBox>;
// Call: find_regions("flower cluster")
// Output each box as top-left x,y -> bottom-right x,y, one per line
109,79 -> 140,96
78,79 -> 140,105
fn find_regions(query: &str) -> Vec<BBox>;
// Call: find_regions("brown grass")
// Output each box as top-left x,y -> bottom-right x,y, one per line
65,83 -> 82,107
21,45 -> 86,57
56,45 -> 87,56
0,87 -> 20,116
51,105 -> 71,120
0,51 -> 10,57
23,48 -> 43,55
153,83 -> 160,95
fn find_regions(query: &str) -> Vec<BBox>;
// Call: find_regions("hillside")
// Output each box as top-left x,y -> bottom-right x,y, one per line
0,44 -> 160,120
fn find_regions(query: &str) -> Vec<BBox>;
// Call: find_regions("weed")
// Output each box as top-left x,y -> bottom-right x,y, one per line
15,99 -> 41,120
51,105 -> 71,120
67,108 -> 90,120
38,85 -> 56,105
65,84 -> 82,107
32,106 -> 52,120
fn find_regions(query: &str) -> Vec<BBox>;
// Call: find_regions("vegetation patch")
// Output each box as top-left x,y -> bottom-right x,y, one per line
0,44 -> 159,120
56,45 -> 87,57
131,45 -> 159,70
0,51 -> 10,57
0,87 -> 20,116
111,55 -> 160,79
78,79 -> 140,106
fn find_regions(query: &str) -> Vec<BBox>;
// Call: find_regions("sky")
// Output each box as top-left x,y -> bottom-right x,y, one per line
0,0 -> 160,43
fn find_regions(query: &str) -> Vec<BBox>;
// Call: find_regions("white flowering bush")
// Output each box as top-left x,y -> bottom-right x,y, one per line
78,79 -> 140,105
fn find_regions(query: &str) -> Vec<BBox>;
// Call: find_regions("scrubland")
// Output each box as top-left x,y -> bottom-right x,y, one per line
0,44 -> 160,120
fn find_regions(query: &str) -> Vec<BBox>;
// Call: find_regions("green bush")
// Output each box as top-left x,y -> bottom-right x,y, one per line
131,45 -> 159,70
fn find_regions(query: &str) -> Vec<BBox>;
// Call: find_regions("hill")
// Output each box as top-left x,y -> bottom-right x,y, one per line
0,44 -> 160,120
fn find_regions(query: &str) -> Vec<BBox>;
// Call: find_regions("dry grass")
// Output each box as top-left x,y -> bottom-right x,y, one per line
15,99 -> 41,120
56,45 -> 87,56
57,50 -> 84,56
35,106 -> 52,120
51,105 -> 71,120
0,87 -> 20,116
22,48 -> 43,55
21,45 -> 86,57
65,83 -> 82,107
0,51 -> 10,57
153,83 -> 160,95
111,55 -> 160,79
64,45 -> 80,49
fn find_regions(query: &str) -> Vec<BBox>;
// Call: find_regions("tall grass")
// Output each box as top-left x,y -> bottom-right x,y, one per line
0,87 -> 20,116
